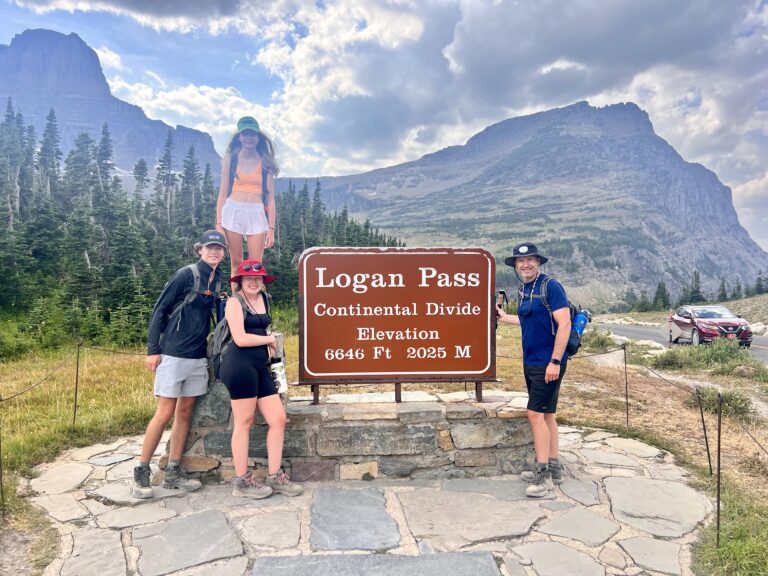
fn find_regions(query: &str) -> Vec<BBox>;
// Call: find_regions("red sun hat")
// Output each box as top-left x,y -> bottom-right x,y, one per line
230,259 -> 276,284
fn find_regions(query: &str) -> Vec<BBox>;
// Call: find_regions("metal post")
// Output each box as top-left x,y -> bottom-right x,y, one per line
475,382 -> 483,403
696,387 -> 713,476
716,392 -> 723,549
72,338 -> 82,429
395,383 -> 402,403
0,413 -> 5,518
623,343 -> 629,427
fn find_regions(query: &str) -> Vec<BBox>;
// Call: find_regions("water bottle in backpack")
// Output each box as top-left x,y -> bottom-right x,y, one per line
573,310 -> 589,337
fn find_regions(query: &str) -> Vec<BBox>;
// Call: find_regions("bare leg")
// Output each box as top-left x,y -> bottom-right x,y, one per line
527,410 -> 550,464
245,232 -> 267,263
223,228 -> 245,280
544,413 -> 559,460
140,397 -> 177,463
168,397 -> 197,461
230,398 -> 258,476
258,395 -> 286,474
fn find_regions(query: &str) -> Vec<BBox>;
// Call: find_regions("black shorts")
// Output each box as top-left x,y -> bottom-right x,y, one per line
219,345 -> 278,400
523,363 -> 566,413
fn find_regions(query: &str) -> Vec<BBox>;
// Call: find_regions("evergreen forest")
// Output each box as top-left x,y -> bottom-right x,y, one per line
0,101 -> 402,357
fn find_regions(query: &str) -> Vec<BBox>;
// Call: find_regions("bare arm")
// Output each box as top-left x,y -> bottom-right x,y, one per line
545,307 -> 571,383
496,304 -> 520,326
216,155 -> 231,233
225,297 -> 276,348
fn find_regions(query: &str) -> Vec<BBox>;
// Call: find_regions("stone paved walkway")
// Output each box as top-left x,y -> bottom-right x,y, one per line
26,424 -> 712,575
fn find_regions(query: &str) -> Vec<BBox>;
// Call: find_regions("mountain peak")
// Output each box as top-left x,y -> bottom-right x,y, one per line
1,28 -> 109,98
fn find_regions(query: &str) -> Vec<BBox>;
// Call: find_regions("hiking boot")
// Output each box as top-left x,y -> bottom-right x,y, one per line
265,469 -> 303,497
132,465 -> 153,499
548,459 -> 565,485
232,471 -> 273,499
162,463 -> 202,491
525,468 -> 553,498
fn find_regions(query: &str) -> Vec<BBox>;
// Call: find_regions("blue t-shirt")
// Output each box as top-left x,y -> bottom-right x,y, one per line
517,274 -> 570,366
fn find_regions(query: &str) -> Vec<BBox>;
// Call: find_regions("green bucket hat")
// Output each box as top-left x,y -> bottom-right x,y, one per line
236,116 -> 261,134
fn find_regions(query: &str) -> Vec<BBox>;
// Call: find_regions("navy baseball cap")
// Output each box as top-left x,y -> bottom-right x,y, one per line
198,230 -> 227,248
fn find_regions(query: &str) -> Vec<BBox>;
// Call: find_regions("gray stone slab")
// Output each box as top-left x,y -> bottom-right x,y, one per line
107,458 -> 141,480
87,453 -> 133,466
133,509 -> 242,576
81,498 -> 112,516
239,511 -> 300,549
504,556 -> 527,576
619,537 -> 681,575
89,482 -> 185,506
398,490 -> 544,551
647,463 -> 686,481
583,431 -> 616,442
604,477 -> 710,537
174,557 -> 249,576
605,437 -> 661,458
316,423 -> 436,456
445,403 -> 485,419
397,402 -> 445,423
379,458 -> 418,478
31,493 -> 89,522
541,501 -> 575,511
539,508 -> 620,547
61,529 -> 126,576
560,478 -> 600,506
580,449 -> 639,468
204,427 -> 309,457
30,462 -> 92,495
450,419 -> 531,449
443,478 -> 535,501
192,379 -> 232,426
69,440 -> 126,461
311,487 -> 400,550
513,541 -> 604,576
325,391 -> 438,403
249,552 -> 501,575
97,504 -> 176,528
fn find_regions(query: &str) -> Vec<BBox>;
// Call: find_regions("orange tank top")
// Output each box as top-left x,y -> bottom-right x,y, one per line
232,165 -> 263,195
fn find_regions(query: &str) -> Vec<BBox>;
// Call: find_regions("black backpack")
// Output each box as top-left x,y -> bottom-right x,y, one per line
537,278 -> 584,356
165,264 -> 223,331
208,292 -> 270,379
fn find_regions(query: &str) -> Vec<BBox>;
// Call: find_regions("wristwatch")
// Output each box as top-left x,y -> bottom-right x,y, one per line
550,358 -> 562,366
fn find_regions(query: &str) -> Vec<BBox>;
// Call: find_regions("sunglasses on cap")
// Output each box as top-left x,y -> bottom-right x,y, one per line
242,263 -> 262,272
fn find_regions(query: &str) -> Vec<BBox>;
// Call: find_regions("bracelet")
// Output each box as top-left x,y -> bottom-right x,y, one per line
269,226 -> 275,229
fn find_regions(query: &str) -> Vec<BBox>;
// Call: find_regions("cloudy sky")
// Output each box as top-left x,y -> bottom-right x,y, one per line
2,0 -> 767,248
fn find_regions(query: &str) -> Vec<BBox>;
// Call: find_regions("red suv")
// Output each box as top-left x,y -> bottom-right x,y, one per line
668,305 -> 752,347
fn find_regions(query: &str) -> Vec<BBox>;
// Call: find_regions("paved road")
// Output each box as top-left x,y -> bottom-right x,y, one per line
594,322 -> 768,364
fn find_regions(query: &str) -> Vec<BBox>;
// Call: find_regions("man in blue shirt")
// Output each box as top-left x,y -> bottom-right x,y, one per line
497,242 -> 571,498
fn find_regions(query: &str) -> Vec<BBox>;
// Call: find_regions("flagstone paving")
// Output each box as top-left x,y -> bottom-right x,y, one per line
26,423 -> 712,576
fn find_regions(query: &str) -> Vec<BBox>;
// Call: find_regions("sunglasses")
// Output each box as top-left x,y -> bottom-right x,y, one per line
241,263 -> 263,272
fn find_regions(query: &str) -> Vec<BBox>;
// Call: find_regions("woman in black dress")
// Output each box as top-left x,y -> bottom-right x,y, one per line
220,259 -> 302,498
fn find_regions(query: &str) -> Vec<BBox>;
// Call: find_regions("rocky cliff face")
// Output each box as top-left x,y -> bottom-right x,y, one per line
0,29 -> 220,174
277,102 -> 768,307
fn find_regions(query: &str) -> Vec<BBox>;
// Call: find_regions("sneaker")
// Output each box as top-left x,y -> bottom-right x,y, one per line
265,469 -> 303,497
525,468 -> 553,498
548,459 -> 565,485
232,471 -> 273,499
163,463 -> 202,491
132,465 -> 153,499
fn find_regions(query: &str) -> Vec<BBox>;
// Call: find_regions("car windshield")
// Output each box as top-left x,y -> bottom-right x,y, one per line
692,307 -> 736,319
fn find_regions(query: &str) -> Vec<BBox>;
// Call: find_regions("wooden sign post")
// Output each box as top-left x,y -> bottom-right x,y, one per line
298,247 -> 497,403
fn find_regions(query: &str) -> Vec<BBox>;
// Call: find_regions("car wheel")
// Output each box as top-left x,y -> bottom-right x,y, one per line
741,342 -> 751,349
691,329 -> 700,346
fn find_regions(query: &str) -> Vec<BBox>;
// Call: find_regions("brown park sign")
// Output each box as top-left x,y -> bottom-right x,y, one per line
298,247 -> 496,385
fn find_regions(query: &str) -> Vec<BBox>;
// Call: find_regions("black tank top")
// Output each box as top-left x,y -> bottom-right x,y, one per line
241,293 -> 271,336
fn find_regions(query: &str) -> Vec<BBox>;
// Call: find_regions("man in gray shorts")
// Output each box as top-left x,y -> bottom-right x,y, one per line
132,230 -> 226,498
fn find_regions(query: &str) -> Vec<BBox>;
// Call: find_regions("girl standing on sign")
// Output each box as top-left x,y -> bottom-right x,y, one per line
216,117 -> 278,289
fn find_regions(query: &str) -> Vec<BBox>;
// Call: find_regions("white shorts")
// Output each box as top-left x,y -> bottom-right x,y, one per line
222,199 -> 268,236
153,356 -> 209,398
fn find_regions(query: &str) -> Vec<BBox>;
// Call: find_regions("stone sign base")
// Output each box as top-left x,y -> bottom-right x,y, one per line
183,381 -> 534,482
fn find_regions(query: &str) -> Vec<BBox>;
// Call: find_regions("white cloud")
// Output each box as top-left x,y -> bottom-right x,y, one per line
93,45 -> 126,71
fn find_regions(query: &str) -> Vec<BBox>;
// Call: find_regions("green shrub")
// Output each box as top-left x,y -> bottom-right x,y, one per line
684,387 -> 754,421
581,328 -> 616,352
652,347 -> 697,369
0,320 -> 36,359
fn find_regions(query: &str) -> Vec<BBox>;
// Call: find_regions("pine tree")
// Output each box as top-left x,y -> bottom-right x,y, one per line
717,278 -> 728,302
151,130 -> 176,227
176,146 -> 201,236
651,280 -> 670,310
755,270 -> 765,295
687,270 -> 705,304
200,163 -> 217,230
37,108 -> 62,199
732,278 -> 743,300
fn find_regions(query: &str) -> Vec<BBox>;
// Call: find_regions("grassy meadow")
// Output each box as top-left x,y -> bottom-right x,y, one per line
1,327 -> 767,575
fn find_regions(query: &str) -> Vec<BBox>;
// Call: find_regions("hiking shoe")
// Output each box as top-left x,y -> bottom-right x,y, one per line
548,459 -> 565,485
265,469 -> 303,497
232,471 -> 273,499
525,468 -> 553,498
163,463 -> 202,491
132,465 -> 153,499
